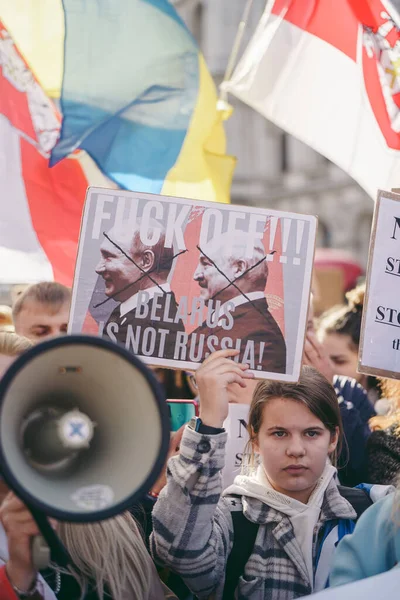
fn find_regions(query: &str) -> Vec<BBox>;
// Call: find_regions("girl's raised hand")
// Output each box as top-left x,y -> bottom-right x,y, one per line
196,349 -> 254,428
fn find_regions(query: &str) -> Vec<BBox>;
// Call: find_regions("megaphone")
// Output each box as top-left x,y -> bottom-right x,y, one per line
0,335 -> 170,566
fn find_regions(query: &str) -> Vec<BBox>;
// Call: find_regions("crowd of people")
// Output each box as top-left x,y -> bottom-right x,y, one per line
0,278 -> 400,599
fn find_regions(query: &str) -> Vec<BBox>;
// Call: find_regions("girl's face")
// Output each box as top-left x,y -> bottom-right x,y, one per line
320,332 -> 360,381
254,397 -> 338,504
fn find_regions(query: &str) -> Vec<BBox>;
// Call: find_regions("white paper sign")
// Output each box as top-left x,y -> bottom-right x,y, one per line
69,187 -> 317,381
222,404 -> 250,490
359,190 -> 400,379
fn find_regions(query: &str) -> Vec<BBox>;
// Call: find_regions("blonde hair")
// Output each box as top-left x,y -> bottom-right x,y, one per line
370,378 -> 400,433
0,332 -> 33,356
58,512 -> 153,600
0,305 -> 14,333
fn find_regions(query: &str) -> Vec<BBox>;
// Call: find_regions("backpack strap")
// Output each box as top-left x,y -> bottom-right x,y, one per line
337,485 -> 373,518
222,496 -> 259,600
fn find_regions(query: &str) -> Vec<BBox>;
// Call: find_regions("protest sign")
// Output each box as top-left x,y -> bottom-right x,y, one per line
69,187 -> 317,381
222,404 -> 250,490
359,190 -> 400,379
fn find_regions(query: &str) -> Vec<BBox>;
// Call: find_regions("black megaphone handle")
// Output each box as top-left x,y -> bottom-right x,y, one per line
27,504 -> 72,568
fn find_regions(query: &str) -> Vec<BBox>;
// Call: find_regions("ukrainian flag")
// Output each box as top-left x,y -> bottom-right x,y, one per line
1,0 -> 234,203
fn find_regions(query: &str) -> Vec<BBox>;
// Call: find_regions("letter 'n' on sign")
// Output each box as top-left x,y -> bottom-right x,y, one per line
391,216 -> 400,240
359,189 -> 400,380
238,418 -> 248,439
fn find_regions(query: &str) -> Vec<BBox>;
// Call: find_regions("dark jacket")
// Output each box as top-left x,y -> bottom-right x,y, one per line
366,423 -> 400,485
333,376 -> 375,487
103,290 -> 185,359
191,297 -> 286,373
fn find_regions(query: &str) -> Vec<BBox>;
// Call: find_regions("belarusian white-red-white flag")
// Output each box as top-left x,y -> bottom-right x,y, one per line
0,22 -> 113,285
223,0 -> 400,198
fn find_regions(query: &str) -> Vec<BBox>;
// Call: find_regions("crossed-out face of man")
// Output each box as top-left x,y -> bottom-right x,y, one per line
95,228 -> 157,303
194,233 -> 267,304
96,236 -> 141,301
193,253 -> 243,303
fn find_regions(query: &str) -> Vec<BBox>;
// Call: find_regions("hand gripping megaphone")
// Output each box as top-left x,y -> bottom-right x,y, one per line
0,335 -> 170,569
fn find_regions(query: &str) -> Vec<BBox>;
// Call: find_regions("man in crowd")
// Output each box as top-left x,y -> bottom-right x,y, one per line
191,232 -> 286,373
95,221 -> 185,358
12,282 -> 71,343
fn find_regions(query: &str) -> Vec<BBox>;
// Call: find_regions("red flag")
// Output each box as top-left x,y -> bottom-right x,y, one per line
0,22 -> 89,285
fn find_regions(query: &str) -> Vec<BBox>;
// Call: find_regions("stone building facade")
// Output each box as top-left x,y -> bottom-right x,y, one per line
176,0 -> 374,268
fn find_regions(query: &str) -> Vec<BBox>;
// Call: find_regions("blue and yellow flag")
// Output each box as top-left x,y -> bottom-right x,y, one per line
1,0 -> 234,203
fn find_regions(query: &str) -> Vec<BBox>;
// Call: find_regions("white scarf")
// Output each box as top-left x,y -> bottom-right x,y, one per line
225,462 -> 337,589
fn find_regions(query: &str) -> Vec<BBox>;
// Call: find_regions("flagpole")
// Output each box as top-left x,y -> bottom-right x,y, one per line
219,0 -> 255,103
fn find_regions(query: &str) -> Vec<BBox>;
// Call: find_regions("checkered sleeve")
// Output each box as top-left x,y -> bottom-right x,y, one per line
150,425 -> 234,599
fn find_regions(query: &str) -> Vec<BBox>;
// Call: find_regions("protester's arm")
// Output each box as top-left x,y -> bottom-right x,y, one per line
150,350 -> 254,599
0,493 -> 44,599
303,332 -> 335,382
151,427 -> 230,598
330,495 -> 397,586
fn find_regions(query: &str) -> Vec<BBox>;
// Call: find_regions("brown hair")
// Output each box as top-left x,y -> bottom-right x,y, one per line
245,365 -> 343,471
317,283 -> 365,351
0,332 -> 33,356
12,282 -> 71,320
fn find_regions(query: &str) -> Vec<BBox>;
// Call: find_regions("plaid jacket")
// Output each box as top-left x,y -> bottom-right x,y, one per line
150,427 -> 356,600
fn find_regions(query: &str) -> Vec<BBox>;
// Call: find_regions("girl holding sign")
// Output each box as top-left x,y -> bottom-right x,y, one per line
151,351 -> 383,599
